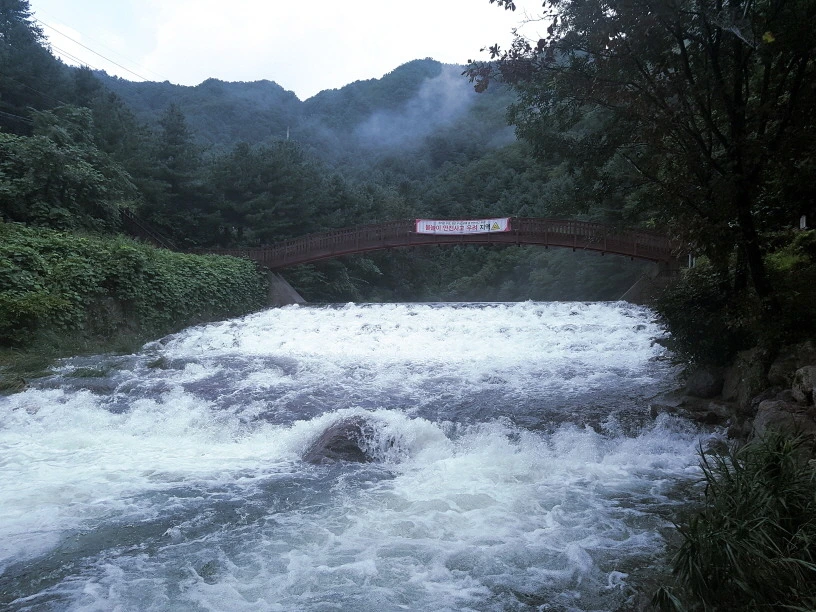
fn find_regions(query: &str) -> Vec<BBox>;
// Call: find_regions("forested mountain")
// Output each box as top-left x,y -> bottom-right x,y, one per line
96,76 -> 301,149
1,0 -> 652,305
96,59 -> 517,172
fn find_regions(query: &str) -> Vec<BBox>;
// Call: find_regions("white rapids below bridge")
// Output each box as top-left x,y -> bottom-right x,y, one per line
0,301 -> 718,611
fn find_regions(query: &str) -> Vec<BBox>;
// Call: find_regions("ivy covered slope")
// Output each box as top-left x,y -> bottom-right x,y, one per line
0,221 -> 267,350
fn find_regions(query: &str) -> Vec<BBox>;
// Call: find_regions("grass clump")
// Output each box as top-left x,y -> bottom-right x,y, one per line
654,433 -> 816,611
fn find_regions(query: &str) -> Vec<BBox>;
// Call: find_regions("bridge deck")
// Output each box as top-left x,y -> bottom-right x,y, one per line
203,218 -> 677,269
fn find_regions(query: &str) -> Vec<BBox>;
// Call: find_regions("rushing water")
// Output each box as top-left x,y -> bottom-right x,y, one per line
0,302 -> 716,611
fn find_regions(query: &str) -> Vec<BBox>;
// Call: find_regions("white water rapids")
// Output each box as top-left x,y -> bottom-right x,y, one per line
0,302 -> 716,611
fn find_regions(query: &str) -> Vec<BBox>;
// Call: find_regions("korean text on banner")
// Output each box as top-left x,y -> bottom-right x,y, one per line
415,218 -> 511,235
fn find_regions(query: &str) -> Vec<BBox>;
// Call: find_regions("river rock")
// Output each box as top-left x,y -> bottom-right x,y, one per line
750,386 -> 783,412
650,396 -> 732,425
792,366 -> 816,405
768,341 -> 816,387
794,340 -> 816,370
302,416 -> 380,465
775,388 -> 798,403
752,399 -> 816,441
728,419 -> 754,440
721,348 -> 769,412
685,367 -> 723,398
768,351 -> 799,387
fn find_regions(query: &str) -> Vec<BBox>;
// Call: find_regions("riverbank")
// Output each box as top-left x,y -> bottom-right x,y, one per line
0,331 -> 145,394
650,340 -> 816,443
1,323 -> 218,394
0,222 -> 270,394
646,340 -> 816,611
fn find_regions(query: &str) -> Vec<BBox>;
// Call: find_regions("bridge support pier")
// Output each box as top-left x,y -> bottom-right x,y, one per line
619,259 -> 682,305
267,271 -> 306,307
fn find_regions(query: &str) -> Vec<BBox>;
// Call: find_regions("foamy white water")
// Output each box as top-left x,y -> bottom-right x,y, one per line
0,302 -> 714,611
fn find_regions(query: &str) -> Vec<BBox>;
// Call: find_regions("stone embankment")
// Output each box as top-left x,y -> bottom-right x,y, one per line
651,341 -> 816,443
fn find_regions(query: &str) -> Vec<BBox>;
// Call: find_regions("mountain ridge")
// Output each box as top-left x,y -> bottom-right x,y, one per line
94,58 -> 515,160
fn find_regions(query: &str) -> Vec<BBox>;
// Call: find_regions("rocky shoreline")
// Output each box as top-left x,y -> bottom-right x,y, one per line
651,340 -> 816,443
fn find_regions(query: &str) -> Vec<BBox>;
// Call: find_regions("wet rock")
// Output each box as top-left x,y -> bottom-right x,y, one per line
703,401 -> 733,424
752,399 -> 816,441
728,419 -> 753,440
650,396 -> 733,425
685,367 -> 723,398
768,351 -> 799,387
792,366 -> 816,405
197,560 -> 220,584
768,341 -> 816,387
649,402 -> 684,419
750,386 -> 784,412
721,348 -> 769,411
775,389 -> 798,403
303,417 -> 379,465
794,340 -> 816,371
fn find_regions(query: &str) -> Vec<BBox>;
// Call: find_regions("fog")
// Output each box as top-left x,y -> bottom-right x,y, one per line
354,66 -> 477,150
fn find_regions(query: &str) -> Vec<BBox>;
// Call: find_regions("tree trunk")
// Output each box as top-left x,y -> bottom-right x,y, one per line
733,183 -> 778,318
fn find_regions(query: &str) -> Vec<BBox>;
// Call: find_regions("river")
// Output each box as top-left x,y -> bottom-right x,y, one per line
0,301 -> 716,611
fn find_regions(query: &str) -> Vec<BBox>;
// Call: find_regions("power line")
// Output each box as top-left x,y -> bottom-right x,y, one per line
0,109 -> 34,125
32,7 -> 169,82
4,75 -> 68,106
35,18 -> 152,83
49,42 -> 102,72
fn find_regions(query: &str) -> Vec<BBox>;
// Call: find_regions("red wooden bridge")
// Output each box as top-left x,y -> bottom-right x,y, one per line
202,218 -> 678,270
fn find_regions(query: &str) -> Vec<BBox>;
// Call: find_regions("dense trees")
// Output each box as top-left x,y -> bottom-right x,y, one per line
0,106 -> 136,231
469,0 -> 816,306
0,0 -> 70,133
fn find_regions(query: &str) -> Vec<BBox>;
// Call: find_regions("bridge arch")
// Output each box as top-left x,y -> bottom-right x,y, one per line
204,218 -> 678,270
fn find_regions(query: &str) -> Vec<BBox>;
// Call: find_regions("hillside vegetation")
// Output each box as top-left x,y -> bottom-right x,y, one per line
0,221 -> 267,391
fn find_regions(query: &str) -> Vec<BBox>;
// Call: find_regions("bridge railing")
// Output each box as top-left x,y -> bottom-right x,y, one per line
202,218 -> 677,268
512,218 -> 673,260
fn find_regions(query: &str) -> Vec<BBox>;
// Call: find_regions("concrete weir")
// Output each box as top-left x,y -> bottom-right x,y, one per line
619,261 -> 679,304
267,271 -> 306,306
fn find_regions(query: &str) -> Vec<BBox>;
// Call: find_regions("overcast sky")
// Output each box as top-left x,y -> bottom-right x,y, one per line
27,0 -> 542,100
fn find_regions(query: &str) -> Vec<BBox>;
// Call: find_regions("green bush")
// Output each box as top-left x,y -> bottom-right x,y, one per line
764,230 -> 816,345
654,433 -> 816,611
653,260 -> 756,366
654,232 -> 816,366
0,222 -> 267,346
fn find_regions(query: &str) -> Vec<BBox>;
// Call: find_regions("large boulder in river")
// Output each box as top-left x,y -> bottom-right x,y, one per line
303,417 -> 382,465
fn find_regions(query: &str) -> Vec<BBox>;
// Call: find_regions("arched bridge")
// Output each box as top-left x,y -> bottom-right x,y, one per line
204,218 -> 678,270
